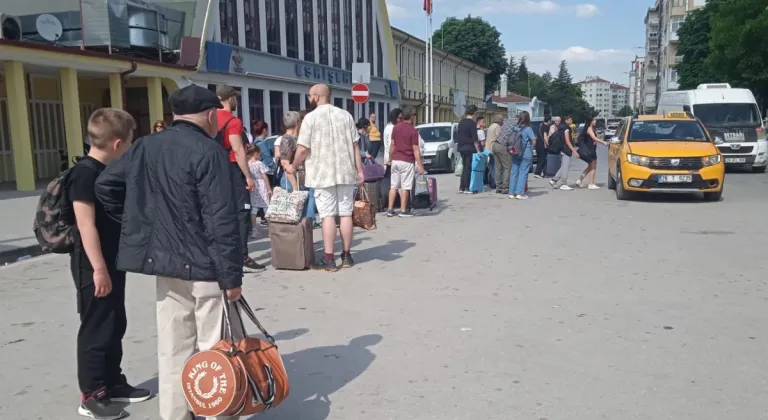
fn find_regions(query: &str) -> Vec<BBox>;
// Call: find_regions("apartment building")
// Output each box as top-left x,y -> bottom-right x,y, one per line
610,83 -> 629,116
641,0 -> 706,113
578,77 -> 628,118
628,57 -> 644,111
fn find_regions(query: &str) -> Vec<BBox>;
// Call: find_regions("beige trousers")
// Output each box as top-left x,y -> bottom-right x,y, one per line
156,276 -> 241,420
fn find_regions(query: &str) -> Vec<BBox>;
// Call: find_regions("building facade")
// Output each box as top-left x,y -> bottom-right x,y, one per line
391,27 -> 488,124
641,0 -> 705,113
190,0 -> 400,134
628,57 -> 644,112
610,83 -> 629,116
578,77 -> 629,118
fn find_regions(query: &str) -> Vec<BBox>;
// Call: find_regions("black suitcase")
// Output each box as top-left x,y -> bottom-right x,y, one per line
544,153 -> 561,177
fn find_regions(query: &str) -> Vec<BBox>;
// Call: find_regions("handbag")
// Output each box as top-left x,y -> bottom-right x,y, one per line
352,187 -> 376,230
181,294 -> 290,417
265,187 -> 309,224
362,158 -> 386,182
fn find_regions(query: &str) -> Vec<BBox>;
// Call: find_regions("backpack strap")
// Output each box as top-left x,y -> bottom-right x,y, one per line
218,117 -> 235,151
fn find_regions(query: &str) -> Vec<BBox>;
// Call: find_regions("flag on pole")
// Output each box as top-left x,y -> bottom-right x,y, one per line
423,0 -> 432,15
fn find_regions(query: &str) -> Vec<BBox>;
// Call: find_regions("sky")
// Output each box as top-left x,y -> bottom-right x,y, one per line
386,0 -> 651,90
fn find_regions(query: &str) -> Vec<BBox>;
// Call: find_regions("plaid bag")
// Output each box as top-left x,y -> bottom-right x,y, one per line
352,187 -> 376,230
265,187 -> 309,224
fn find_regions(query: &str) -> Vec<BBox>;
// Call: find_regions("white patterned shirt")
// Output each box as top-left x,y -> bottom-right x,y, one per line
297,104 -> 359,189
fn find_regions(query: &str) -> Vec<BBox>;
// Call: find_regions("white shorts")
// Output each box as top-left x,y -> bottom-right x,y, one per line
390,160 -> 415,190
314,184 -> 356,219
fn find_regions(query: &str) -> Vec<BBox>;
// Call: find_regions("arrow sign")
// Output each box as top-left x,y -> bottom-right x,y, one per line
352,83 -> 370,104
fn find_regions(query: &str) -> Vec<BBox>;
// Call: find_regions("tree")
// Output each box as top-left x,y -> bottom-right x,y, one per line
552,60 -> 573,90
676,2 -> 722,89
517,57 -> 529,83
506,56 -> 519,91
617,105 -> 634,117
432,17 -> 508,94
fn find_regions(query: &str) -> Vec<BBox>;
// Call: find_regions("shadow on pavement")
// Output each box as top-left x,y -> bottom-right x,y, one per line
351,239 -> 415,264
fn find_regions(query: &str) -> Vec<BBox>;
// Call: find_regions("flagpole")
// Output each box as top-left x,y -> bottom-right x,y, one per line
424,7 -> 430,123
429,14 -> 434,124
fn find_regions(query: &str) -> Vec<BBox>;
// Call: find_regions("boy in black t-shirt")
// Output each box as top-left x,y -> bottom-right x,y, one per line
68,108 -> 150,420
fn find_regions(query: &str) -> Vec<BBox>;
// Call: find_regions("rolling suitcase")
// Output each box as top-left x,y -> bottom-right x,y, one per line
361,181 -> 383,212
269,218 -> 314,270
413,175 -> 437,210
544,153 -> 561,177
469,152 -> 488,193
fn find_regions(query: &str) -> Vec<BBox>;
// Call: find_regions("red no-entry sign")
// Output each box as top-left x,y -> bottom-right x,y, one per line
351,83 -> 370,104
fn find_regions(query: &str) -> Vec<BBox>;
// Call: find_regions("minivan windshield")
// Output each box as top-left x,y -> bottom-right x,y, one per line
418,126 -> 452,142
693,103 -> 762,128
628,120 -> 709,142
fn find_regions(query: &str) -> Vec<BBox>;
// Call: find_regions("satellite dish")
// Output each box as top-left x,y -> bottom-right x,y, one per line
35,14 -> 63,42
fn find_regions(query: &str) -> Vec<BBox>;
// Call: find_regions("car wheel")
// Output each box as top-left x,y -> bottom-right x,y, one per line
615,167 -> 630,201
752,166 -> 766,173
449,153 -> 456,173
607,168 -> 617,190
703,190 -> 723,202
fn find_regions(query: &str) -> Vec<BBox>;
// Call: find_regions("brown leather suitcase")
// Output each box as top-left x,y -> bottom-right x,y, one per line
268,218 -> 314,270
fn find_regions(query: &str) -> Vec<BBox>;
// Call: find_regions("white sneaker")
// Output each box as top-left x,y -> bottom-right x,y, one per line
549,180 -> 556,187
515,195 -> 529,200
559,185 -> 573,191
534,174 -> 543,179
588,184 -> 600,190
575,179 -> 583,188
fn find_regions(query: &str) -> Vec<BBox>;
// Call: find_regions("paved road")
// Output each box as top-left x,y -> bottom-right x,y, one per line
2,146 -> 768,420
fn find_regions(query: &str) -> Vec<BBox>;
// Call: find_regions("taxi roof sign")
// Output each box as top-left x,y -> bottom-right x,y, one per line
665,111 -> 691,119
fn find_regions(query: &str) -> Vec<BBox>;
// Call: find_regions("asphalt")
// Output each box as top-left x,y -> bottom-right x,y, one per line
2,145 -> 768,420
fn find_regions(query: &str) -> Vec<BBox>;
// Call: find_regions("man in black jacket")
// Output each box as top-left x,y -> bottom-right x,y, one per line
95,85 -> 243,420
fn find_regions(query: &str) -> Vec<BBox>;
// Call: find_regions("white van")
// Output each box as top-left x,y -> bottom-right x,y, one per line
415,122 -> 457,172
657,83 -> 767,173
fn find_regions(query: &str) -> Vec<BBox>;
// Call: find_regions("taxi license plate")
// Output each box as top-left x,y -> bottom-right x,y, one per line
423,158 -> 432,164
725,157 -> 746,163
658,175 -> 692,183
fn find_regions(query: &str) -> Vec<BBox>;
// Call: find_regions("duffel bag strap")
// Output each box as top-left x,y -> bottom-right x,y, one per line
236,296 -> 276,344
220,293 -> 248,354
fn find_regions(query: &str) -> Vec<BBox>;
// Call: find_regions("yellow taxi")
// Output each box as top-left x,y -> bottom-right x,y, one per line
607,112 -> 725,201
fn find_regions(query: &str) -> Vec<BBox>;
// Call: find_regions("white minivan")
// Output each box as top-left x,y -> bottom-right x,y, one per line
657,83 -> 767,173
415,122 -> 457,172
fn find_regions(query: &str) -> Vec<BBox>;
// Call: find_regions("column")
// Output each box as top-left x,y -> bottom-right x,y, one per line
108,73 -> 123,109
4,61 -> 35,191
283,91 -> 289,115
361,0 -> 367,65
312,0 -> 319,63
259,0 -> 267,52
236,0 -> 245,47
351,0 -> 357,62
60,68 -> 84,169
263,89 -> 271,131
297,0 -> 305,60
241,87 -> 252,130
147,77 -> 164,126
371,0 -> 377,76
326,0 -> 332,66
278,0 -> 287,56
339,0 -> 345,68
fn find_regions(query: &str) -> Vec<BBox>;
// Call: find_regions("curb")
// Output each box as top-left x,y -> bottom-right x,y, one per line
0,245 -> 49,265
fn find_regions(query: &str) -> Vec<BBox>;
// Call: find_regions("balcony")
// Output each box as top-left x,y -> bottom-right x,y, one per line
669,31 -> 679,42
648,32 -> 659,40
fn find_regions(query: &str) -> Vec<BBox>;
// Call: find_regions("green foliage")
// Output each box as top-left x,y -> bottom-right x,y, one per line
432,17 -> 508,94
517,57 -> 529,82
617,105 -> 634,117
506,56 -> 519,91
677,0 -> 768,106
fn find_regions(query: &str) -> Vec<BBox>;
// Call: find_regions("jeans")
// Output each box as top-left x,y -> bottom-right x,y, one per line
491,143 -> 512,192
231,164 -> 251,257
459,151 -> 473,191
509,149 -> 533,195
368,141 -> 382,159
534,140 -> 548,176
552,153 -> 572,187
280,176 -> 316,220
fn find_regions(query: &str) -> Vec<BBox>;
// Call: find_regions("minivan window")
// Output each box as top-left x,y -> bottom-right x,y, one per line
418,126 -> 452,142
693,103 -> 761,128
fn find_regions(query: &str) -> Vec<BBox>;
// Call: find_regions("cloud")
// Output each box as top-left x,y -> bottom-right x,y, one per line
386,3 -> 410,20
459,0 -> 597,17
575,3 -> 598,18
509,47 -> 635,84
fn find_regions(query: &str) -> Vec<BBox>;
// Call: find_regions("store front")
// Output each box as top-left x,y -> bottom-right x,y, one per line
189,42 -> 400,134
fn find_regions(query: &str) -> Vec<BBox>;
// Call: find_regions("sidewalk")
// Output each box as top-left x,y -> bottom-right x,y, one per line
0,188 -> 45,264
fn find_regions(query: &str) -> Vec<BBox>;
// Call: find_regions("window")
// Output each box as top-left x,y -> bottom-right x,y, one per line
331,0 -> 341,68
285,0 -> 299,58
334,98 -> 344,108
244,0 -> 261,50
343,0 -> 353,69
628,120 -> 707,142
670,69 -> 678,82
693,103 -> 762,127
318,0 -> 328,65
365,0 -> 373,64
376,23 -> 383,77
219,0 -> 238,46
269,91 -> 284,134
302,0 -> 314,62
346,99 -> 355,116
249,89 -> 265,123
378,102 -> 385,129
288,93 -> 301,111
669,16 -> 685,33
265,0 -> 281,54
355,0 -> 363,62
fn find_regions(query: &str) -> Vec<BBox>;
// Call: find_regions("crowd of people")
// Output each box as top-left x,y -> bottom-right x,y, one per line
455,107 -> 608,198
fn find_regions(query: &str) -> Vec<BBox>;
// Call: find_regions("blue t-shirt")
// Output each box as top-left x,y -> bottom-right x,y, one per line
515,126 -> 536,153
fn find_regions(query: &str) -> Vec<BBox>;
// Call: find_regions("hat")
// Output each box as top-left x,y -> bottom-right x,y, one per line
216,85 -> 241,100
168,85 -> 223,115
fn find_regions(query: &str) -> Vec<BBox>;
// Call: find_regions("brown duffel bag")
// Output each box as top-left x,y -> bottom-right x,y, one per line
181,295 -> 290,416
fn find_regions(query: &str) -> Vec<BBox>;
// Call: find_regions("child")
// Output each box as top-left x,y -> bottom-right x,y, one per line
68,108 -> 151,420
247,146 -> 272,236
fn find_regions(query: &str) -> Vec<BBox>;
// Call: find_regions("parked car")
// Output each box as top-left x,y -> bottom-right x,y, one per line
416,122 -> 457,172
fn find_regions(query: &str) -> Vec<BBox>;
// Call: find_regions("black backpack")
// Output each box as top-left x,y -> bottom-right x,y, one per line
547,130 -> 564,154
32,158 -> 98,254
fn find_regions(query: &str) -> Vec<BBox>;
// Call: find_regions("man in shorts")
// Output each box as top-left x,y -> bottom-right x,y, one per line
285,84 -> 364,272
386,106 -> 424,217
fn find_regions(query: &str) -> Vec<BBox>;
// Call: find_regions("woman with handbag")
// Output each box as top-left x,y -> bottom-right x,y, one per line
279,111 -> 317,223
575,116 -> 609,190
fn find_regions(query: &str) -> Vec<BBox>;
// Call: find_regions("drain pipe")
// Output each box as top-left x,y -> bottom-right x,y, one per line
120,62 -> 138,110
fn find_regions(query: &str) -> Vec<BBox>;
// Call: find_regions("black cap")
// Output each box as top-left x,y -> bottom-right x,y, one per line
168,85 -> 223,115
216,85 -> 241,100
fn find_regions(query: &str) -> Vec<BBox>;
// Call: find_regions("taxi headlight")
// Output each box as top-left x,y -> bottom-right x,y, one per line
626,154 -> 650,167
702,154 -> 721,166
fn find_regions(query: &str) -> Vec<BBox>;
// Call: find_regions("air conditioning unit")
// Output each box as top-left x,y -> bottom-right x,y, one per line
0,14 -> 22,40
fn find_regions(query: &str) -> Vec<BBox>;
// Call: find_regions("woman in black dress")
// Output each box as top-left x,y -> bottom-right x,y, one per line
575,116 -> 608,190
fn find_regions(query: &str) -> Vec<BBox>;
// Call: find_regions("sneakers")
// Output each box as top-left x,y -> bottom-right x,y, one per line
386,210 -> 397,217
514,195 -> 529,200
549,179 -> 556,188
107,375 -> 152,403
340,252 -> 355,268
78,388 -> 127,420
243,256 -> 267,273
588,184 -> 600,190
575,179 -> 583,188
533,174 -> 543,179
312,257 -> 339,272
398,210 -> 414,218
559,185 -> 573,191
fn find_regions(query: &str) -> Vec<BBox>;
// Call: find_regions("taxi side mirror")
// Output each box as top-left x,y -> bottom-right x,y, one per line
610,136 -> 621,144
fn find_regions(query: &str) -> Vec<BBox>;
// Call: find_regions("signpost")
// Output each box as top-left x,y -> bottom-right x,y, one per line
352,83 -> 370,104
